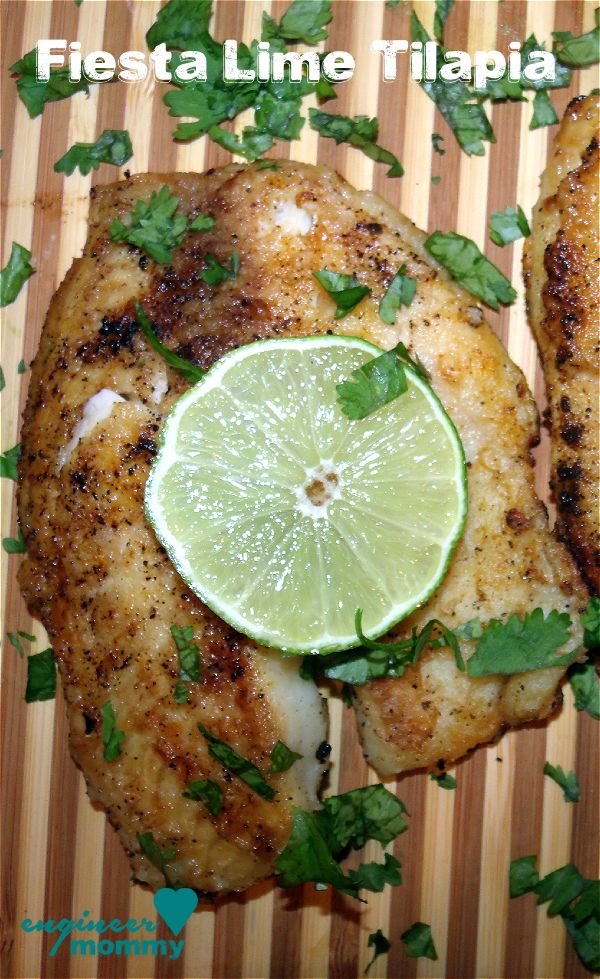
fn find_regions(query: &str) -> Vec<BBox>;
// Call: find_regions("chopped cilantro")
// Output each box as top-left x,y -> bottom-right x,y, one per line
269,740 -> 303,773
100,701 -> 125,761
313,269 -> 371,321
568,661 -> 600,719
110,185 -> 190,264
379,266 -> 417,324
183,778 -> 224,816
10,48 -> 90,118
0,443 -> 21,481
0,367 -> 4,391
543,763 -> 580,802
25,648 -> 56,702
171,624 -> 201,704
275,784 -> 408,898
137,831 -> 177,886
255,159 -> 279,170
173,680 -> 189,704
431,132 -> 445,155
8,630 -> 35,658
1,243 -> 34,307
401,921 -> 438,960
425,231 -> 517,310
430,771 -> 457,789
147,0 -> 212,50
467,608 -> 577,676
553,14 -> 600,68
188,211 -> 215,232
411,13 -> 494,156
582,597 -> 600,649
198,724 -> 275,800
262,0 -> 332,45
336,345 -> 407,420
530,89 -> 559,129
207,125 -> 274,161
200,251 -> 240,285
385,0 -> 401,6
2,526 -> 26,553
509,857 -> 599,973
308,109 -> 403,177
134,301 -> 205,384
433,0 -> 454,43
431,175 -> 441,185
17,359 -> 26,374
365,929 -> 391,973
489,206 -> 531,246
54,130 -> 133,176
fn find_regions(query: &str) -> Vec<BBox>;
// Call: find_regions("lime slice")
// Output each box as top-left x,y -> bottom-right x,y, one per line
145,336 -> 467,654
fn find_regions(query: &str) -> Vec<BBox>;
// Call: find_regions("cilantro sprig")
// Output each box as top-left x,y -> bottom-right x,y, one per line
1,243 -> 34,307
425,231 -> 517,310
110,185 -> 189,265
54,130 -> 133,176
276,784 -> 407,899
543,763 -> 580,802
553,12 -> 600,68
489,206 -> 531,247
466,608 -> 578,676
262,0 -> 333,45
134,301 -> 204,384
11,48 -> 90,118
401,922 -> 438,960
568,661 -> 599,719
509,857 -> 600,973
198,724 -> 275,800
365,930 -> 391,973
308,109 -> 404,177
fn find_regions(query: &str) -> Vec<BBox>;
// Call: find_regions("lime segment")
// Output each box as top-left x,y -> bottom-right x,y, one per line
145,336 -> 467,654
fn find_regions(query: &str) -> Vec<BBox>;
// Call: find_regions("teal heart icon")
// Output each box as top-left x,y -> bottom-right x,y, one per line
154,887 -> 198,936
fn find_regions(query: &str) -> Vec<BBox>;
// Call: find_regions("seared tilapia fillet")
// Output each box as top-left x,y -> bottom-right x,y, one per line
524,94 -> 599,594
19,166 -> 585,889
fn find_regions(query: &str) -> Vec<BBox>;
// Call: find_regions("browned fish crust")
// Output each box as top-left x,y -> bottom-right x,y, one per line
524,94 -> 600,594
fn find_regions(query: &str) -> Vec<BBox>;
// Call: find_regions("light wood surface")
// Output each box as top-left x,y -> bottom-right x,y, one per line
1,2 -> 598,978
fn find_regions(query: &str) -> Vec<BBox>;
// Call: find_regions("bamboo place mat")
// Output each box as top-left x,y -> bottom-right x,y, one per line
1,2 -> 598,978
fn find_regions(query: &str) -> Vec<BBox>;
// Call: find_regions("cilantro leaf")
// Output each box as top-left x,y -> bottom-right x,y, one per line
319,784 -> 409,850
54,129 -> 133,176
25,647 -> 56,702
425,230 -> 517,310
509,855 -> 540,897
582,597 -> 600,649
568,660 -> 600,719
263,0 -> 332,45
171,623 -> 201,704
553,18 -> 600,68
276,785 -> 408,898
365,929 -> 391,973
198,724 -> 275,800
10,48 -> 90,118
467,608 -> 576,676
0,443 -> 21,481
530,89 -> 559,130
200,251 -> 240,286
401,922 -> 438,960
348,853 -> 401,894
100,701 -> 125,761
2,526 -> 26,553
543,762 -> 580,802
433,0 -> 454,44
110,185 -> 188,265
313,269 -> 371,321
379,266 -> 417,324
431,132 -> 445,155
173,679 -> 189,704
17,360 -> 26,374
1,243 -> 34,307
336,345 -> 407,419
8,630 -> 36,658
183,778 -> 224,816
189,211 -> 215,232
411,13 -> 494,156
269,740 -> 303,774
0,366 -> 4,391
146,0 -> 212,50
137,831 -> 177,886
489,206 -> 531,247
308,109 -> 403,177
134,301 -> 205,384
430,771 -> 457,789
207,124 -> 274,161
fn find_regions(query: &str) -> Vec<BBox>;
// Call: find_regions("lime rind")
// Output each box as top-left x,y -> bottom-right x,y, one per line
145,335 -> 468,655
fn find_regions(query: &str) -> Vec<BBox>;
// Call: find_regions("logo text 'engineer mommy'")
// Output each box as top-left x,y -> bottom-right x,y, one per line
36,38 -> 557,90
20,913 -> 185,960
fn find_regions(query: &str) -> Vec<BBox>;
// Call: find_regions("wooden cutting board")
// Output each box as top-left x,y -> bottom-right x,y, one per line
1,2 -> 598,977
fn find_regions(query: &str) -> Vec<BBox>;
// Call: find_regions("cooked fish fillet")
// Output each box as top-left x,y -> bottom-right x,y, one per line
19,164 -> 586,891
524,94 -> 599,595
